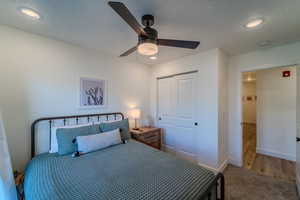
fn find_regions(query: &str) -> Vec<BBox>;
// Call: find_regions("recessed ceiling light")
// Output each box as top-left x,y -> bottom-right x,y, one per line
245,18 -> 264,29
149,56 -> 157,60
19,7 -> 41,20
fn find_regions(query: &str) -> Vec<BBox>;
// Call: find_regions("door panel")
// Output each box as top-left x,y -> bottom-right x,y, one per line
162,125 -> 177,147
176,76 -> 195,118
158,78 -> 172,118
157,72 -> 198,159
296,66 -> 300,192
176,127 -> 197,154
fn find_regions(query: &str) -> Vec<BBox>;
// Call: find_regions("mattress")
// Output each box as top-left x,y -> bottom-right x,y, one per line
24,140 -> 216,200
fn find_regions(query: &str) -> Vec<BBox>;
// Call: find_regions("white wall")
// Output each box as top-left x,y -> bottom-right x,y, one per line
242,81 -> 256,124
228,42 -> 300,166
217,50 -> 229,168
256,66 -> 296,160
150,49 -> 228,170
0,25 -> 150,170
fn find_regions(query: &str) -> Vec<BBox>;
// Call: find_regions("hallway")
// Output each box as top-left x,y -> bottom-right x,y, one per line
243,123 -> 256,169
243,123 -> 296,183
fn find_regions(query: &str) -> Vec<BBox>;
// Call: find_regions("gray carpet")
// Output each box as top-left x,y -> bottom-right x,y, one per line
223,165 -> 299,200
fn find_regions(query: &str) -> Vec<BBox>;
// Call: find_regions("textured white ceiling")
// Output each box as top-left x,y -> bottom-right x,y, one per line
1,0 -> 300,65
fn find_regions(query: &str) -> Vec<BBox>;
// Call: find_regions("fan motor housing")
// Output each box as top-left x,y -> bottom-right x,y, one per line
139,27 -> 158,45
142,15 -> 154,27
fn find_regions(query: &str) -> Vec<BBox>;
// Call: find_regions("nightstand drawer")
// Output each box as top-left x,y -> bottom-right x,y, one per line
143,131 -> 157,137
133,134 -> 159,143
130,127 -> 161,150
141,132 -> 159,140
149,142 -> 160,149
144,136 -> 159,143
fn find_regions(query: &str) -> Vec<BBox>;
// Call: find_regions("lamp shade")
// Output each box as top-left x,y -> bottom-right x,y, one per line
130,108 -> 141,119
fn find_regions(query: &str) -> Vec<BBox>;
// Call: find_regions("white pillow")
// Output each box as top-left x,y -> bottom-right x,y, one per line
49,123 -> 92,153
76,129 -> 122,154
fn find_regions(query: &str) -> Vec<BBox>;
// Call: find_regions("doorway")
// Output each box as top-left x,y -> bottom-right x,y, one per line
241,71 -> 257,169
241,66 -> 296,182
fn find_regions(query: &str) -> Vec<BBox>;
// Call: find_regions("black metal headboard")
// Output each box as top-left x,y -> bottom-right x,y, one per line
31,112 -> 124,158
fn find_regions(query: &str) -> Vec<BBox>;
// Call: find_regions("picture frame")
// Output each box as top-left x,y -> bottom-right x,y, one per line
79,77 -> 107,109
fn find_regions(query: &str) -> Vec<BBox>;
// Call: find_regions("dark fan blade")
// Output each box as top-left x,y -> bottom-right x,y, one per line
120,46 -> 137,57
108,1 -> 147,36
158,39 -> 200,49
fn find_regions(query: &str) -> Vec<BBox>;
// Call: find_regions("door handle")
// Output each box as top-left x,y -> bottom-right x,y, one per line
297,137 -> 300,142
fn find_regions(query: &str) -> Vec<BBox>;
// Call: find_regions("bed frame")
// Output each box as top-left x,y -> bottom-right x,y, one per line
31,112 -> 224,200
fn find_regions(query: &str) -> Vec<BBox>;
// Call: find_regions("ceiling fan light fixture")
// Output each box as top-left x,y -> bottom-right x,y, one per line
19,7 -> 41,20
108,2 -> 200,57
245,18 -> 264,29
149,56 -> 157,60
137,42 -> 158,56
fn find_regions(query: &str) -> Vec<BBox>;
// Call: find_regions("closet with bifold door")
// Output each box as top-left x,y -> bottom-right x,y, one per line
157,71 -> 199,160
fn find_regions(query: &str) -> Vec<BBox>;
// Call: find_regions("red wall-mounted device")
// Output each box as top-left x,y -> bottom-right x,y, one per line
282,70 -> 291,78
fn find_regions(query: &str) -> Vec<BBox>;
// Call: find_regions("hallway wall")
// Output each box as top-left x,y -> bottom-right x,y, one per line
228,41 -> 300,166
256,66 -> 296,161
242,81 -> 256,124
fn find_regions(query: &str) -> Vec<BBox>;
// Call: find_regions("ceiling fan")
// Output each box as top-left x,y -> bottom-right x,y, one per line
108,1 -> 200,57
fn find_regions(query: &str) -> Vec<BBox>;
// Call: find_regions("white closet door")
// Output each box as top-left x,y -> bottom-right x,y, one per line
158,77 -> 176,147
296,66 -> 300,192
158,72 -> 198,158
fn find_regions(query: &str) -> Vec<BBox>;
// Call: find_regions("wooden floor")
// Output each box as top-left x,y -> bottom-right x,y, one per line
243,123 -> 296,183
243,123 -> 257,169
251,154 -> 296,182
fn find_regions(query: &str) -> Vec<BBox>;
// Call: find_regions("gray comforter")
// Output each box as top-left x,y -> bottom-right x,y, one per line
24,140 -> 216,200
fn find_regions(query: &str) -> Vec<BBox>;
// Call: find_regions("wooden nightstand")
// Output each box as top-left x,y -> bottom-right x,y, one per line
14,172 -> 24,200
130,127 -> 161,150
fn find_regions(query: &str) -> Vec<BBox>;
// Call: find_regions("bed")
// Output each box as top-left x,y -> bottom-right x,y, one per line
25,112 -> 224,200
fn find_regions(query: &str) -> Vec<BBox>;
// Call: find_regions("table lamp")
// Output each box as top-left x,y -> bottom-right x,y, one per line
130,108 -> 141,130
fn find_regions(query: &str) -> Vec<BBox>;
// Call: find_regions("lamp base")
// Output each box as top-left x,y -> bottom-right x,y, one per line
133,118 -> 140,131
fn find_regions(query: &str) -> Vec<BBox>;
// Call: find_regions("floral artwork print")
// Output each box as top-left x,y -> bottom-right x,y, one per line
80,78 -> 106,107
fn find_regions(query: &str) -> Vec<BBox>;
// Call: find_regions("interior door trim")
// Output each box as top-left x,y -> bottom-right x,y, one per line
157,70 -> 198,80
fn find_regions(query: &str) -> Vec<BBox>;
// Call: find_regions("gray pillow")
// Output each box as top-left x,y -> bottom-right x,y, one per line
56,124 -> 100,155
76,129 -> 122,154
99,119 -> 130,141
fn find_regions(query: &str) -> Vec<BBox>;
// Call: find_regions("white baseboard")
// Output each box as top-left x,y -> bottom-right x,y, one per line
162,145 -> 228,173
162,144 -> 176,154
297,171 -> 300,197
163,145 -> 198,163
217,159 -> 228,172
228,157 -> 242,167
197,162 -> 219,172
197,159 -> 228,173
256,148 -> 296,161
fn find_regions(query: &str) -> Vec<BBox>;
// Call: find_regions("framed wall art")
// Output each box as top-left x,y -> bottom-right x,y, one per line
79,78 -> 107,108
